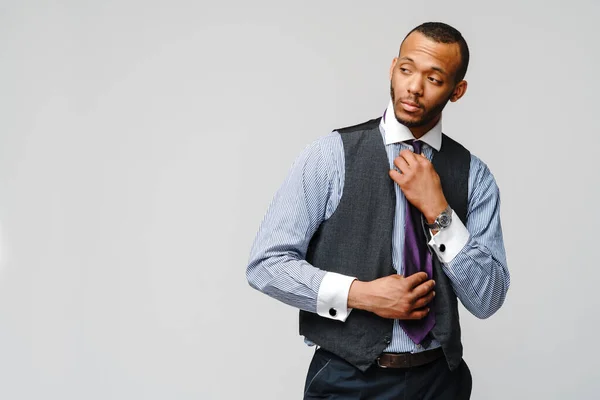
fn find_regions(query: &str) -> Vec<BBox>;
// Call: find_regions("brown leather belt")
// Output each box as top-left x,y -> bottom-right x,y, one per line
376,347 -> 444,369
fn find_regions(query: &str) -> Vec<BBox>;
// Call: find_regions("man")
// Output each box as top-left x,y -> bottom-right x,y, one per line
247,22 -> 509,399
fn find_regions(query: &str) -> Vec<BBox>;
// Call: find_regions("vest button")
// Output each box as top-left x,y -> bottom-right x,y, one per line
384,336 -> 391,344
329,308 -> 337,317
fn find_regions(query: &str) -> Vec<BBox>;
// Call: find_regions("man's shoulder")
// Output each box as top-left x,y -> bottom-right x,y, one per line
468,152 -> 486,169
466,152 -> 500,200
310,131 -> 343,151
441,133 -> 468,151
441,134 -> 488,171
466,151 -> 493,178
439,135 -> 495,186
335,117 -> 382,134
302,117 -> 380,161
296,131 -> 344,168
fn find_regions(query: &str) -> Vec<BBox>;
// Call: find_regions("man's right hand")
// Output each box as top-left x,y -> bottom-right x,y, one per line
347,272 -> 435,320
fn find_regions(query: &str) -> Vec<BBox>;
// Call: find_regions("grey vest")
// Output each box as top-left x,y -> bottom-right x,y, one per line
299,117 -> 470,372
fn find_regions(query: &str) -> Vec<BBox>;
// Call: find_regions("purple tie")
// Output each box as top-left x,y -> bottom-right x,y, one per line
398,140 -> 435,344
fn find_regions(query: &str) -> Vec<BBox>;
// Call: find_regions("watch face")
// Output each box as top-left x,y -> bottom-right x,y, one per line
439,213 -> 451,227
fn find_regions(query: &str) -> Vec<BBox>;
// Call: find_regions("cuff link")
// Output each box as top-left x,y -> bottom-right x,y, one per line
329,308 -> 337,317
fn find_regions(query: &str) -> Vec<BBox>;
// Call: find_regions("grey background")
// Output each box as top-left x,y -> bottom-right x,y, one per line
0,0 -> 598,399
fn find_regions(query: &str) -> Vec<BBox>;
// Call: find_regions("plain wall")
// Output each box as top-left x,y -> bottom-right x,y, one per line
1,0 -> 599,398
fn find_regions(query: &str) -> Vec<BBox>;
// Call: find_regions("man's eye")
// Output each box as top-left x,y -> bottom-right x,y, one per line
400,68 -> 411,73
428,77 -> 442,84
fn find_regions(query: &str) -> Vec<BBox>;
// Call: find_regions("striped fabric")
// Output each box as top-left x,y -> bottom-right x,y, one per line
247,123 -> 510,354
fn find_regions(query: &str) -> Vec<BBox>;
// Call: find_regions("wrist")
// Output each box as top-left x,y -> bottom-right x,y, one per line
347,280 -> 372,311
424,201 -> 449,224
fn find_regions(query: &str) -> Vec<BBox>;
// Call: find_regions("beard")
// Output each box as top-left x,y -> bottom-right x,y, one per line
390,82 -> 453,128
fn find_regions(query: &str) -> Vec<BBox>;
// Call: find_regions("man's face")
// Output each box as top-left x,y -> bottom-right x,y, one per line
389,31 -> 466,129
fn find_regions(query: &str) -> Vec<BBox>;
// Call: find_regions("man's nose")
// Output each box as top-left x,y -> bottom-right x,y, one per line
407,75 -> 424,96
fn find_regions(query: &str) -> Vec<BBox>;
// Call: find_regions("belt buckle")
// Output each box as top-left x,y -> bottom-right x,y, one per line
376,356 -> 388,369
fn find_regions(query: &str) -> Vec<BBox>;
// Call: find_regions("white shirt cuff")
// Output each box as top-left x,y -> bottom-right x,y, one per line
316,272 -> 356,322
428,210 -> 470,264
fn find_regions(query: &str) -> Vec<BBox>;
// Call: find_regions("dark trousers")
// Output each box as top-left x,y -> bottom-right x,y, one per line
303,348 -> 472,400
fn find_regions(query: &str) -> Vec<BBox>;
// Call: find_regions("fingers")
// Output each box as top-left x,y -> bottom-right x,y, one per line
390,149 -> 430,183
393,154 -> 411,174
388,168 -> 405,185
404,272 -> 430,288
391,150 -> 429,181
400,149 -> 430,168
399,149 -> 421,167
411,279 -> 436,298
413,290 -> 435,309
407,307 -> 431,320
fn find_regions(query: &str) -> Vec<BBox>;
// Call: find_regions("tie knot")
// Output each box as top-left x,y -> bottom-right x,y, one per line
410,140 -> 423,154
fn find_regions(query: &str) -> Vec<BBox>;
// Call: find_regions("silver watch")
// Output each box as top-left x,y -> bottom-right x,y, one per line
425,205 -> 453,230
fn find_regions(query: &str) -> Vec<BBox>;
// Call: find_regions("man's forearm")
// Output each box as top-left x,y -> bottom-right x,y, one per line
247,255 -> 326,313
427,160 -> 510,319
247,250 -> 359,321
443,240 -> 509,319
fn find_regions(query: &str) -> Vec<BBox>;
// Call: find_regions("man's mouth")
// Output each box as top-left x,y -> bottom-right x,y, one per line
399,100 -> 422,113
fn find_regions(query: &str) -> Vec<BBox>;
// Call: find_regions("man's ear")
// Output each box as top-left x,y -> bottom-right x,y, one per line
450,80 -> 468,102
389,57 -> 398,81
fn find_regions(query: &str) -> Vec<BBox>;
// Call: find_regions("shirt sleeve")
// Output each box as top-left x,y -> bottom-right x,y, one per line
246,133 -> 355,321
430,156 -> 510,319
316,272 -> 356,321
428,210 -> 470,262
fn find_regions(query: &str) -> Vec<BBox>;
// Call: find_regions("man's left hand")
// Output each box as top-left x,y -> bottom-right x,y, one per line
388,149 -> 448,224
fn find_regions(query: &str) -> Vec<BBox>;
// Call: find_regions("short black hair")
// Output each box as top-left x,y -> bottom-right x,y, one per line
403,22 -> 470,83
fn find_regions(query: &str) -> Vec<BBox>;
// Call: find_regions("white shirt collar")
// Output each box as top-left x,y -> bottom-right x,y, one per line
381,99 -> 442,151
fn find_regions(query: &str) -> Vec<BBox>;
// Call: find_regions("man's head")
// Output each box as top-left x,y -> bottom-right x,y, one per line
389,22 -> 469,137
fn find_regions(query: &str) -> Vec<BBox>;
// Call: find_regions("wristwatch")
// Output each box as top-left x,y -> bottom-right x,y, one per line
425,205 -> 453,230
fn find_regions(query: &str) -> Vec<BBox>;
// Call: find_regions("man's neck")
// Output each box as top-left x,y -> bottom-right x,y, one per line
408,115 -> 441,139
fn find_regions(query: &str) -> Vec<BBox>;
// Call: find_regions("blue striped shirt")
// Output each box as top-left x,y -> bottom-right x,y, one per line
247,116 -> 510,354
